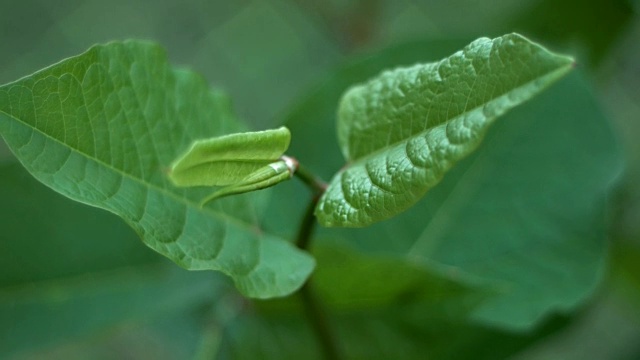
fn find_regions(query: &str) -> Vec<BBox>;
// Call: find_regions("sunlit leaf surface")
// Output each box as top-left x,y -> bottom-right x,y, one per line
0,41 -> 314,298
317,34 -> 574,227
273,38 -> 622,330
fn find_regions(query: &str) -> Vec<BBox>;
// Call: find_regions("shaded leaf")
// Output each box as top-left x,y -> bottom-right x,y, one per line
22,310 -> 221,360
316,33 -> 574,227
310,241 -> 491,313
510,0 -> 634,67
0,162 -> 155,286
218,309 -> 570,360
1,263 -> 219,357
0,162 -> 223,357
0,41 -> 313,298
214,243 -> 570,360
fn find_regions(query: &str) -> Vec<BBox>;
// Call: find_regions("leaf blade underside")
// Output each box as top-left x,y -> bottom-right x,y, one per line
0,41 -> 314,298
316,33 -> 574,227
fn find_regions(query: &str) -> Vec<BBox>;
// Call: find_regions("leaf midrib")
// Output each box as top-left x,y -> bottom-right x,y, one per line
342,63 -> 573,171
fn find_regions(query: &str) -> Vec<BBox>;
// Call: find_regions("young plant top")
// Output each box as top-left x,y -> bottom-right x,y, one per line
0,32 -> 622,358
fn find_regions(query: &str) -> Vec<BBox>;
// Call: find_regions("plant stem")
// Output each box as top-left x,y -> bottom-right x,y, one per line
292,163 -> 341,360
294,162 -> 328,194
295,192 -> 321,249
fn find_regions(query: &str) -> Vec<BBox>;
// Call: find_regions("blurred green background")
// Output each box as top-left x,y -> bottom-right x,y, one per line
1,0 -> 639,359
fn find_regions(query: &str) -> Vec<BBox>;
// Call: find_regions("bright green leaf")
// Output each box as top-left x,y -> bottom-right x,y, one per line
0,41 -> 314,298
168,126 -> 291,187
316,33 -> 575,227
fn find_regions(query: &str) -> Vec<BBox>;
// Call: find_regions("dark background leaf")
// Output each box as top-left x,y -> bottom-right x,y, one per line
0,162 -> 224,358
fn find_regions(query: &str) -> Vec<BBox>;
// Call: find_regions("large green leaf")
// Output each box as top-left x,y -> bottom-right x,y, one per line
0,162 -> 156,286
316,33 -> 574,227
401,72 -> 620,329
0,41 -> 314,298
310,241 -> 491,312
271,38 -> 622,330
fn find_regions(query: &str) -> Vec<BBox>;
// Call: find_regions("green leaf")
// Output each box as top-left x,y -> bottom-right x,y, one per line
0,41 -> 314,298
509,0 -> 634,67
219,308 -> 569,360
24,310 -> 221,360
168,127 -> 291,187
1,263 -> 218,357
316,33 -> 575,227
274,38 -> 622,330
310,241 -> 491,312
0,162 -> 156,286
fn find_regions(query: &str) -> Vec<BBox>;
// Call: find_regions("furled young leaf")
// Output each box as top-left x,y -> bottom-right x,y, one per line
310,242 -> 491,312
0,41 -> 314,298
199,158 -> 296,205
168,126 -> 291,187
316,33 -> 575,227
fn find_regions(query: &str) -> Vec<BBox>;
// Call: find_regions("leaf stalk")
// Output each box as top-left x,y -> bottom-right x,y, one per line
291,161 -> 341,360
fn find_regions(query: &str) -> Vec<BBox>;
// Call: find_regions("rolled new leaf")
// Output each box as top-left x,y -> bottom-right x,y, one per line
169,127 -> 291,187
200,157 -> 297,205
316,33 -> 575,227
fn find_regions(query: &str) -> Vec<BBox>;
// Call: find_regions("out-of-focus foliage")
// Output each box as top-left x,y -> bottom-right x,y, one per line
0,163 -> 225,357
1,0 -> 639,359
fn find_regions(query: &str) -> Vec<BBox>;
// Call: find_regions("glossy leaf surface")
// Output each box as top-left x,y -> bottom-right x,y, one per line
0,41 -> 314,298
317,33 -> 575,227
